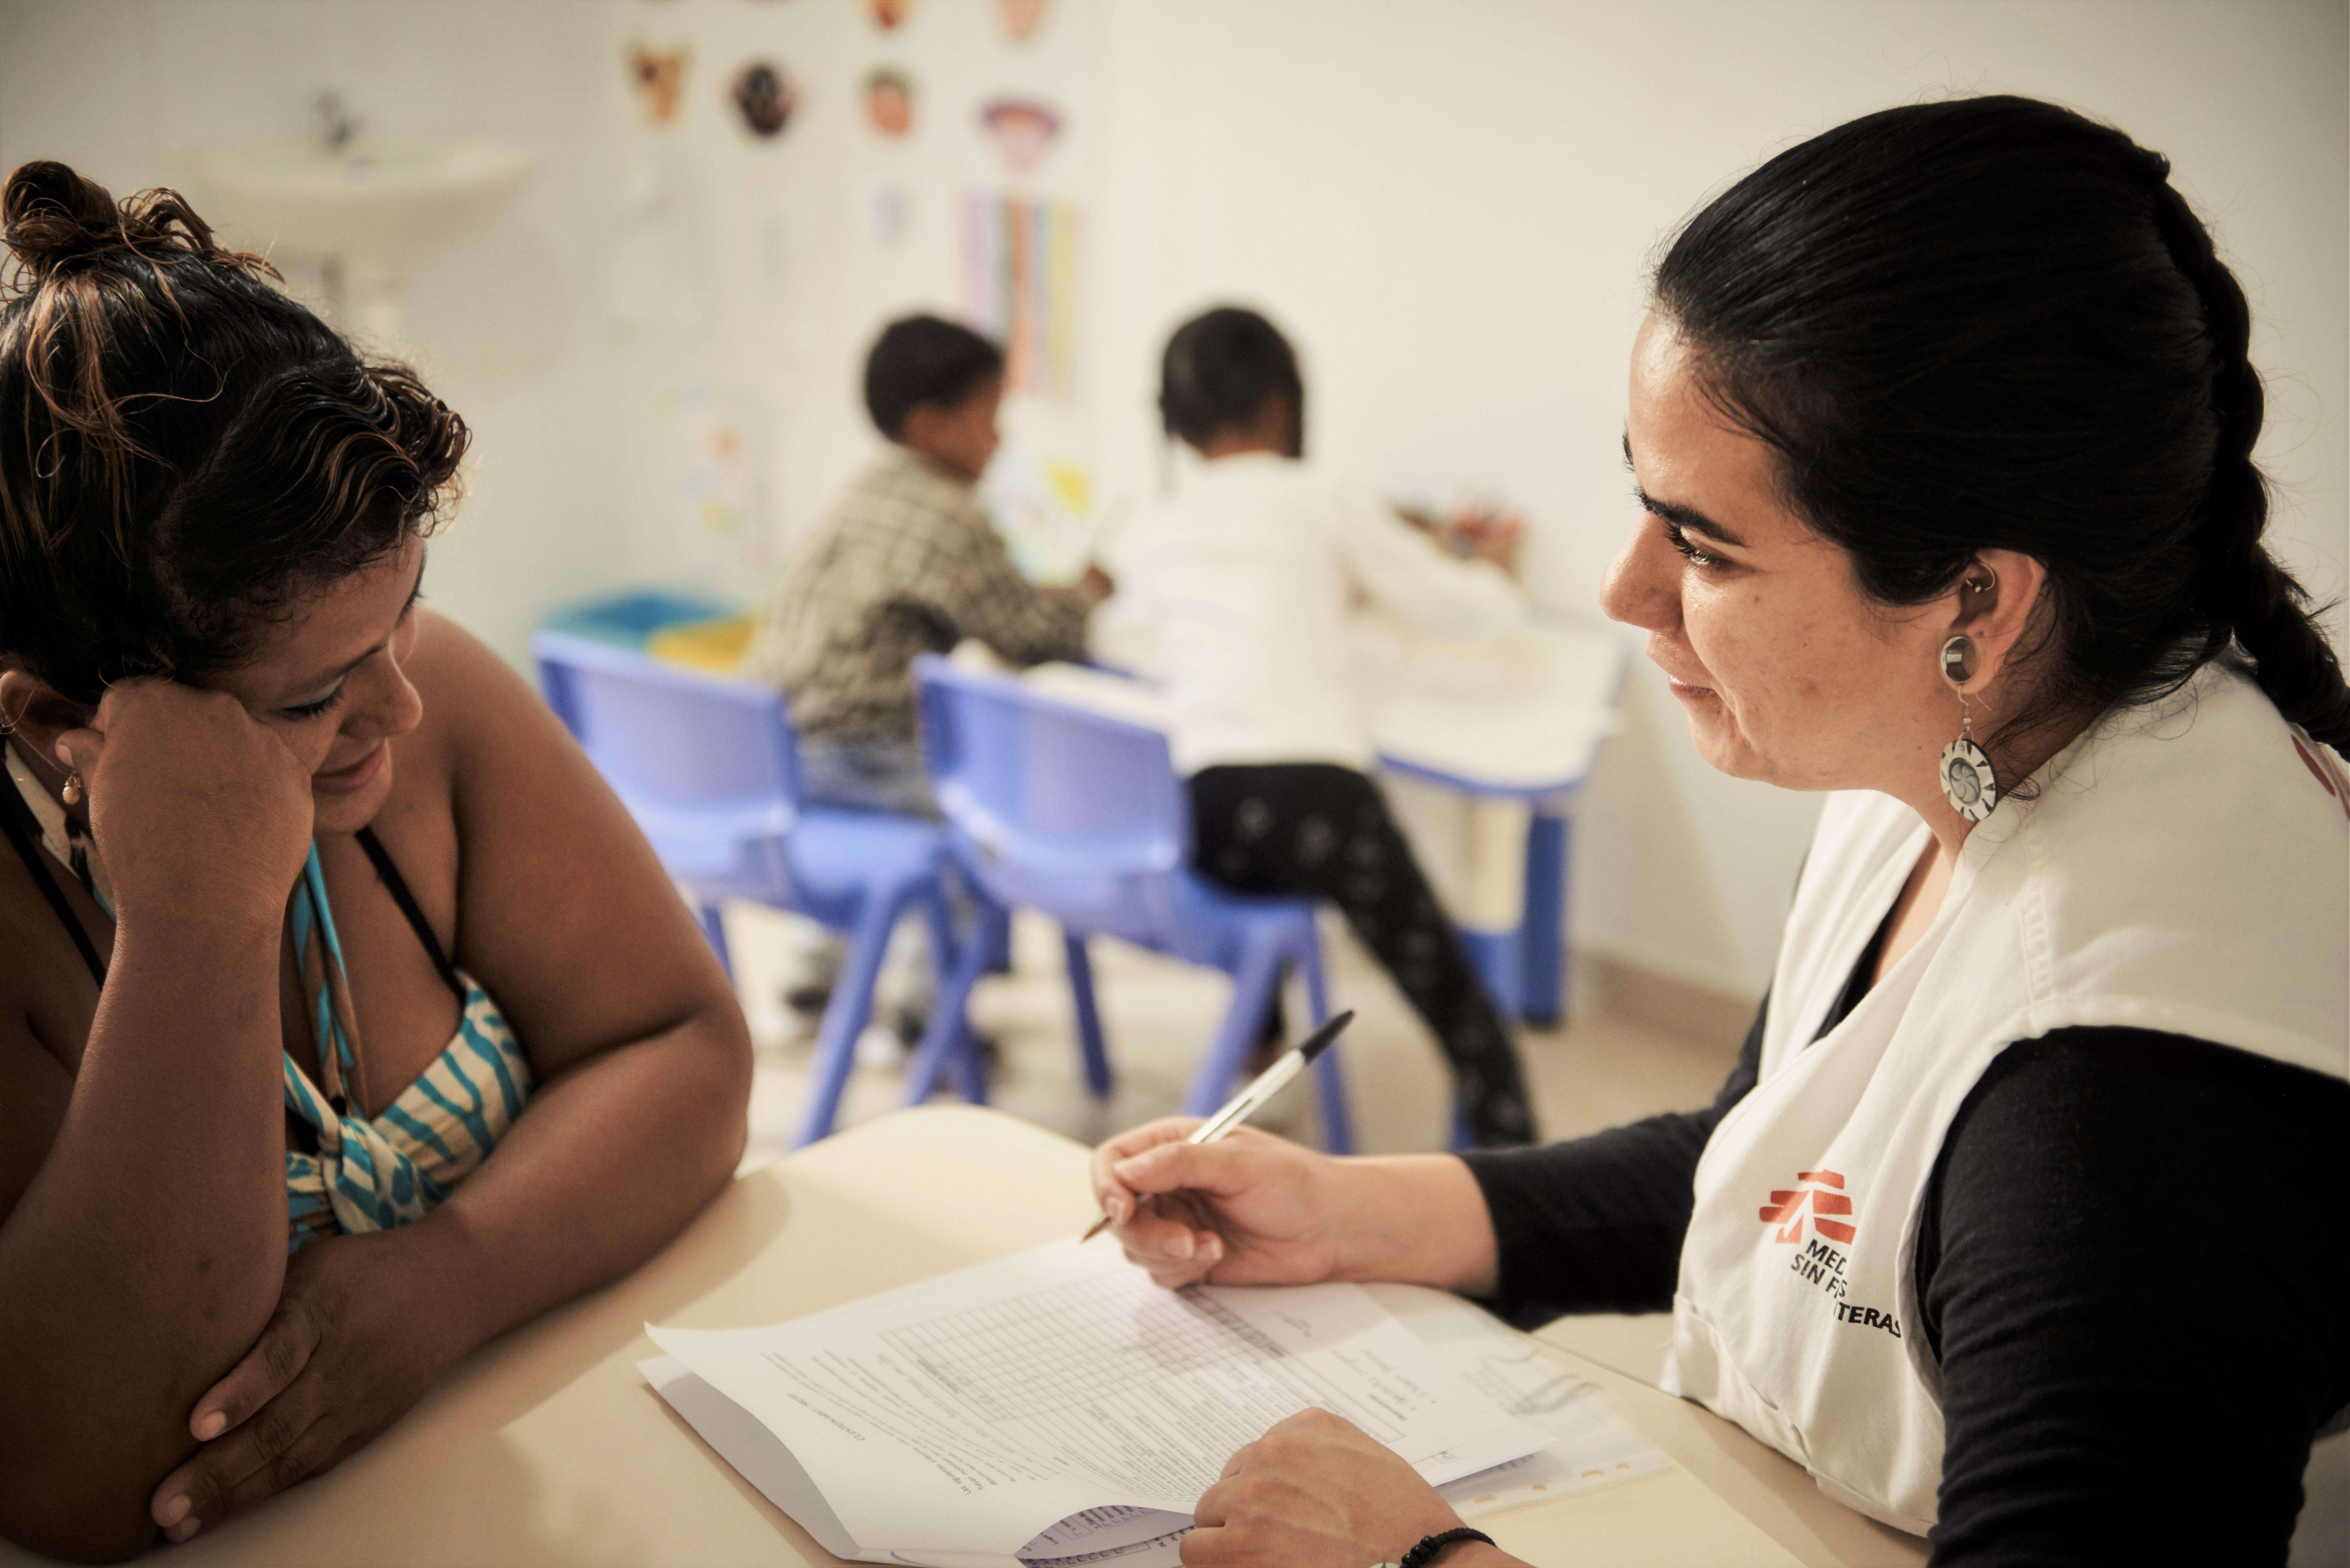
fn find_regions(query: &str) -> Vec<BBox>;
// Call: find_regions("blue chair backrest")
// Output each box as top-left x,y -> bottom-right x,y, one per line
914,655 -> 1188,915
534,630 -> 802,839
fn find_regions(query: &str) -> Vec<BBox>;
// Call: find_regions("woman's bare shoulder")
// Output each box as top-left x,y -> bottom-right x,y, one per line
405,609 -> 538,725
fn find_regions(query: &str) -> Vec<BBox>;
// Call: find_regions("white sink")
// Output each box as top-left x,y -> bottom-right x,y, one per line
194,138 -> 530,342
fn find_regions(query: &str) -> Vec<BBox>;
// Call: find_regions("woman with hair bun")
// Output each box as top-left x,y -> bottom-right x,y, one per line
0,163 -> 751,1561
1091,99 -> 2349,1566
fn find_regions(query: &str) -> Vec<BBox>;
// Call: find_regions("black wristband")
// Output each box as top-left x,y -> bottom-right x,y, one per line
1400,1527 -> 1495,1568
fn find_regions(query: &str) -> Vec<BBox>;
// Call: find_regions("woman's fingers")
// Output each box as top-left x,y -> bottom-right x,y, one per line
1111,1135 -> 1264,1201
190,1294 -> 323,1442
1120,1213 -> 1224,1288
151,1395 -> 353,1543
1089,1117 -> 1204,1214
150,1299 -> 322,1530
149,1379 -> 329,1540
49,724 -> 102,778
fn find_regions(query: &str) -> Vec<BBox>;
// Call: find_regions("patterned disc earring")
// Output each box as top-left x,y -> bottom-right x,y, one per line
1937,635 -> 1998,822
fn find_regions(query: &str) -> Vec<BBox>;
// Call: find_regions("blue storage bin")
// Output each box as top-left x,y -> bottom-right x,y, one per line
542,590 -> 737,649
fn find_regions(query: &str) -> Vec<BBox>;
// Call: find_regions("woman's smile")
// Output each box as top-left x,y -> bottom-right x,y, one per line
312,739 -> 386,796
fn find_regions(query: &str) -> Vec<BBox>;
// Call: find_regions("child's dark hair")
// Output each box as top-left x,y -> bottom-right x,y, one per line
862,314 -> 1003,441
1158,306 -> 1303,457
0,160 -> 468,706
1654,95 -> 2350,752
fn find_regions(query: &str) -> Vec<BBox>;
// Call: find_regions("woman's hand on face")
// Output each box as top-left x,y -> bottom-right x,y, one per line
146,1226 -> 471,1544
1089,1120 -> 1350,1290
55,679 -> 323,931
1181,1408 -> 1466,1568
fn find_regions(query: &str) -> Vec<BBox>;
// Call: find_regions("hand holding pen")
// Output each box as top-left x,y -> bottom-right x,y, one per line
1084,1012 -> 1358,1290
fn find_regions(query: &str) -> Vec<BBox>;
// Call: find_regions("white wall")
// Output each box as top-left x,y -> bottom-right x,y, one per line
2,0 -> 2342,1000
0,0 -> 669,668
1076,0 -> 2350,998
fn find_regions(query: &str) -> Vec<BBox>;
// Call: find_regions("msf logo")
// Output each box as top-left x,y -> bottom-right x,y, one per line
1759,1170 -> 1856,1245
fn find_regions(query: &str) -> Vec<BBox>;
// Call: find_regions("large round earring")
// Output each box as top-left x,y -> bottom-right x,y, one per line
1938,635 -> 1999,823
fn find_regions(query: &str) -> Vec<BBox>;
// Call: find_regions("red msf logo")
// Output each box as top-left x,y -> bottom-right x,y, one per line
1760,1170 -> 1856,1245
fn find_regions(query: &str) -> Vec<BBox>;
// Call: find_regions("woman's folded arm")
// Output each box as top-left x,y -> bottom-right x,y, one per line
0,913 -> 291,1562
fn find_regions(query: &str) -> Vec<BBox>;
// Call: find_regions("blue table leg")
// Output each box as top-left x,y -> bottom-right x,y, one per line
1520,808 -> 1569,1026
1459,926 -> 1524,1019
1064,929 -> 1114,1100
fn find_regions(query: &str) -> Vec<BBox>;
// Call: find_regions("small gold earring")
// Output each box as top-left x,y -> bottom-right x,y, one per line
60,771 -> 84,807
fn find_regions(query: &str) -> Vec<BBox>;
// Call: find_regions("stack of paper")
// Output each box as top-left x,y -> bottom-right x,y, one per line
643,1241 -> 1665,1567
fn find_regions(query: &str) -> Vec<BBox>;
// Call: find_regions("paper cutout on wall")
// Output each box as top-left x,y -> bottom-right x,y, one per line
671,385 -> 772,578
995,0 -> 1048,41
605,141 -> 711,328
868,184 -> 910,246
959,190 -> 1078,401
865,0 -> 915,30
978,98 -> 1061,172
628,43 -> 690,126
863,68 -> 914,137
730,61 -> 796,138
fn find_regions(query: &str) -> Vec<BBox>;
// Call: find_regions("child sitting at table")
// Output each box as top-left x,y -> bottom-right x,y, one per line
746,314 -> 1111,814
1111,306 -> 1538,1146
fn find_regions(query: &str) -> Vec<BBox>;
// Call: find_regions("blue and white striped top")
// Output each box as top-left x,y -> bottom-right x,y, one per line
1,752 -> 532,1253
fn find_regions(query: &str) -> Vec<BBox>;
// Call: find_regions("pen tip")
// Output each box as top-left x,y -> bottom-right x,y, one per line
1300,1009 -> 1355,1062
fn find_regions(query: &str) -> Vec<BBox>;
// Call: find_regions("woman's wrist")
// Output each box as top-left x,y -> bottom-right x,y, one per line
109,878 -> 287,952
1324,1155 -> 1500,1294
390,1206 -> 504,1358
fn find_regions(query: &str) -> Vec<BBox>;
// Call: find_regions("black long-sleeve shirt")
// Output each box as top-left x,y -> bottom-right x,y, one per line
1462,996 -> 2350,1565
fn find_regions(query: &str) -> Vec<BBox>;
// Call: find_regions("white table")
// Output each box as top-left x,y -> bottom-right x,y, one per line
0,1107 -> 1952,1568
1035,615 -> 1630,1022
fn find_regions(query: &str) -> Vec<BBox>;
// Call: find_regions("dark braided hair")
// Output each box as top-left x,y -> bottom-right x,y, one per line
0,160 -> 468,706
1654,96 -> 2350,753
2140,177 -> 2350,747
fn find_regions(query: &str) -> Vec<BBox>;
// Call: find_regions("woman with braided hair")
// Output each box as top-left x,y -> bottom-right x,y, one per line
1086,98 -> 2349,1566
0,163 -> 750,1560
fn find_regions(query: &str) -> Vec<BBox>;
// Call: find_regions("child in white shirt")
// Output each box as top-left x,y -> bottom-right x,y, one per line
1114,308 -> 1536,1145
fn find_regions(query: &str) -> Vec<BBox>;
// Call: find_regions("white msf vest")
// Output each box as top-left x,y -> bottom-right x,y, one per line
1662,663 -> 2350,1535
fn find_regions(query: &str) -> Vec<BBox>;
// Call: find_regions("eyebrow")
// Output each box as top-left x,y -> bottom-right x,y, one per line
1622,431 -> 1749,550
282,560 -> 427,701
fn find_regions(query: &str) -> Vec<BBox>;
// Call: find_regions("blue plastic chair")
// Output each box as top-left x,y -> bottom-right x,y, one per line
533,631 -> 977,1145
907,654 -> 1355,1151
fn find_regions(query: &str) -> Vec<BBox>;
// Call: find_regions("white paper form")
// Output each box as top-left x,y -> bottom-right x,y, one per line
648,1241 -> 1551,1566
1388,1295 -> 1671,1519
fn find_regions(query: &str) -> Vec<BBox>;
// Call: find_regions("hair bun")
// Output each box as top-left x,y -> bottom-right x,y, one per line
3,161 -> 136,279
2,159 -> 245,287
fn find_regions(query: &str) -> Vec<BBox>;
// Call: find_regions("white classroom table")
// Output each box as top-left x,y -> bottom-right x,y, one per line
13,1107 -> 1935,1568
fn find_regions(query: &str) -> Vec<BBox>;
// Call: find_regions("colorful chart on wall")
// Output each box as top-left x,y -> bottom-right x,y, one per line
865,0 -> 915,31
628,43 -> 690,126
995,0 -> 1048,41
979,98 -> 1061,172
863,68 -> 915,137
959,190 -> 1078,401
729,60 -> 796,138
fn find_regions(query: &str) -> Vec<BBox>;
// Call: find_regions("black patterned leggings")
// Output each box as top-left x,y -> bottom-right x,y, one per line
1188,763 -> 1536,1146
